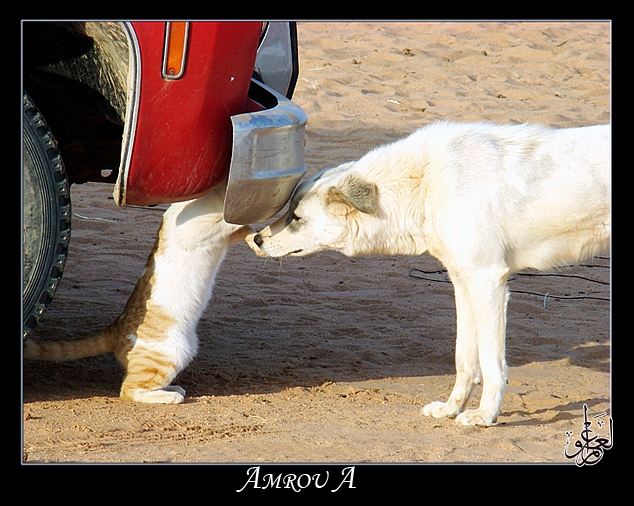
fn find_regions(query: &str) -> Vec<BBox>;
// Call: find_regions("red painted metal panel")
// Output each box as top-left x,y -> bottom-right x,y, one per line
125,21 -> 261,206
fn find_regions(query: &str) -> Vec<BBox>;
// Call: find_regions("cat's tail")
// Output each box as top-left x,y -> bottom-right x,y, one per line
23,325 -> 118,361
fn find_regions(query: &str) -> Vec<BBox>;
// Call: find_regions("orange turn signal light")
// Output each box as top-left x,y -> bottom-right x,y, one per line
162,22 -> 190,79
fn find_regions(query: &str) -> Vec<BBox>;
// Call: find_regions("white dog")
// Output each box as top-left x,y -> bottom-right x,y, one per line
247,121 -> 610,426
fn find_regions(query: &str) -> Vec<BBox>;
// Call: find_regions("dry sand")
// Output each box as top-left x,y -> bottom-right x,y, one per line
23,22 -> 611,466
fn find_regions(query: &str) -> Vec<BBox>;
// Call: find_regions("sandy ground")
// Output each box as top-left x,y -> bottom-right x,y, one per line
23,22 -> 612,466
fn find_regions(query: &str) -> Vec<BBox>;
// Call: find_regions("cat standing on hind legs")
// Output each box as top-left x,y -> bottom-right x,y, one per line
24,185 -> 252,404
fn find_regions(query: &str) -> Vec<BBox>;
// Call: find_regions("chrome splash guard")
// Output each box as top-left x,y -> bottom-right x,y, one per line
224,79 -> 307,224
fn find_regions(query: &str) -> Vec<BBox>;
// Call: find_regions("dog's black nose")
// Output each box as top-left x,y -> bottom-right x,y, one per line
253,234 -> 264,247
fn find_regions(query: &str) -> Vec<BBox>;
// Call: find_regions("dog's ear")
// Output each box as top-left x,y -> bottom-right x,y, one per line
327,175 -> 378,214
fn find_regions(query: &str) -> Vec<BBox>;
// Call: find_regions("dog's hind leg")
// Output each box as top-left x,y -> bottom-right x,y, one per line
422,274 -> 481,419
422,266 -> 510,426
455,267 -> 510,426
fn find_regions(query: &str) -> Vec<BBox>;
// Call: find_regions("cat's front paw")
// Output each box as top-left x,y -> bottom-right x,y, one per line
163,385 -> 186,396
121,386 -> 186,404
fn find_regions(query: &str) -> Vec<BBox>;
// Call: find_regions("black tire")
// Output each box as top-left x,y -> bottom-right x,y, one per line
23,92 -> 71,339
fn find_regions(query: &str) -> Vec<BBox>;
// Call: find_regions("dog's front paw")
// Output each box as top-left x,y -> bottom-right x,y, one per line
421,401 -> 461,419
455,409 -> 497,427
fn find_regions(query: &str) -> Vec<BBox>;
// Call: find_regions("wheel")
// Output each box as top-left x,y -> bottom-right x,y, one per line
23,92 -> 71,339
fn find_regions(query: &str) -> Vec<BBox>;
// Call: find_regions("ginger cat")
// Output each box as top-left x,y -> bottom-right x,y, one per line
24,186 -> 251,404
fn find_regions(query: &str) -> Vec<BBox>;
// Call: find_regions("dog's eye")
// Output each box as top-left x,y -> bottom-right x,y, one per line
292,212 -> 302,222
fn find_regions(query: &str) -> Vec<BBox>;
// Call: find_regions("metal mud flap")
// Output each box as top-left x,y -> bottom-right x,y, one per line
224,78 -> 307,225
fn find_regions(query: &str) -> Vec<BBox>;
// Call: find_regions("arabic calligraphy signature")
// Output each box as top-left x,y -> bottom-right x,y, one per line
564,404 -> 613,466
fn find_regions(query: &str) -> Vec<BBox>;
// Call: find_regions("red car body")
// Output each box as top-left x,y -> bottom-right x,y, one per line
121,22 -> 262,206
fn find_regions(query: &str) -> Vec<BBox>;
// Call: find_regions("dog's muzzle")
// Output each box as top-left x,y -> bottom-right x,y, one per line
245,231 -> 304,257
245,231 -> 268,257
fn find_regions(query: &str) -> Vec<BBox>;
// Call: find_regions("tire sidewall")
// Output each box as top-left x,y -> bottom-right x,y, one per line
23,92 -> 71,338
